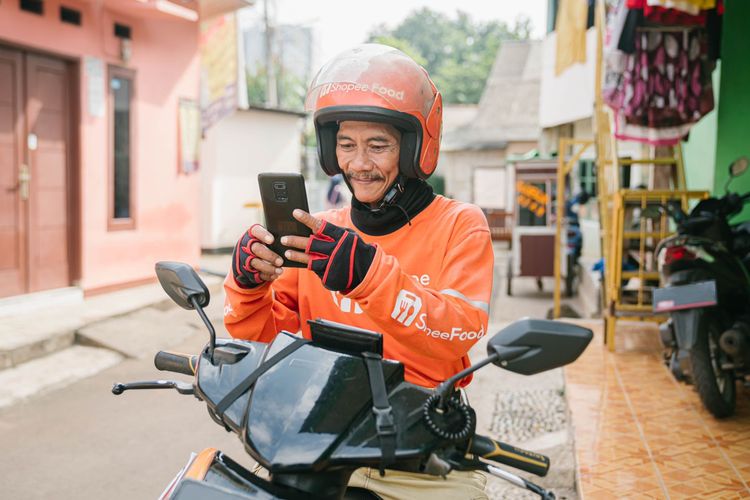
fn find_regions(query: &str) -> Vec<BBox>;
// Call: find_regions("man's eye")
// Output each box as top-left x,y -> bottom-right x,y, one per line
338,143 -> 355,151
369,145 -> 387,153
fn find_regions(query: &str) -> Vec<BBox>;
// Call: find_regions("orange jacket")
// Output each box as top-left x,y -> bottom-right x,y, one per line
224,195 -> 494,388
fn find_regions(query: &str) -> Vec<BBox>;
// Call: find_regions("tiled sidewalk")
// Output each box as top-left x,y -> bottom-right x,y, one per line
565,321 -> 750,499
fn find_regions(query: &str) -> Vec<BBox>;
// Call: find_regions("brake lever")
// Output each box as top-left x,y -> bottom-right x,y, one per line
112,380 -> 195,396
480,460 -> 556,499
450,453 -> 556,500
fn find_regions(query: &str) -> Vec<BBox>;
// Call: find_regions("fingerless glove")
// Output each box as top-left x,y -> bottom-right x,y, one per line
231,226 -> 264,289
306,221 -> 376,293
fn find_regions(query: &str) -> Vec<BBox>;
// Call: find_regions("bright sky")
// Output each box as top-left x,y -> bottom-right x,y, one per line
239,0 -> 548,66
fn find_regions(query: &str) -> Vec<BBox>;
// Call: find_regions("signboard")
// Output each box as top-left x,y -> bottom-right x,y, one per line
200,13 -> 238,132
517,180 -> 548,218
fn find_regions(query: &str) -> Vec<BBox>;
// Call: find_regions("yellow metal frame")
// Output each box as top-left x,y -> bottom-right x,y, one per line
593,0 -> 710,350
552,138 -> 594,318
603,189 -> 709,347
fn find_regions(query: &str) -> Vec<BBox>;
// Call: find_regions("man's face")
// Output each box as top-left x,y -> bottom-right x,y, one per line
336,121 -> 401,207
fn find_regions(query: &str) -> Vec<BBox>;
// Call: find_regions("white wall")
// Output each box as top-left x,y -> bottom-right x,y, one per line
439,149 -> 505,203
473,167 -> 507,208
539,29 -> 597,128
200,109 -> 304,249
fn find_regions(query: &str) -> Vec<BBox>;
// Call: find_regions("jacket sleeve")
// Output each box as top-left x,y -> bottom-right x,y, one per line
346,218 -> 493,361
223,269 -> 301,343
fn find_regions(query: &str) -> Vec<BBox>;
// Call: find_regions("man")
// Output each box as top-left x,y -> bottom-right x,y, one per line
225,44 -> 493,499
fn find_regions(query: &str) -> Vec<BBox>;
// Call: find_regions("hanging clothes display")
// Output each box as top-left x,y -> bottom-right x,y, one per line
603,0 -> 722,145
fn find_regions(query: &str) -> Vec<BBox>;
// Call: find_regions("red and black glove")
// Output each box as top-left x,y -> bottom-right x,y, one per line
306,221 -> 376,293
231,226 -> 264,289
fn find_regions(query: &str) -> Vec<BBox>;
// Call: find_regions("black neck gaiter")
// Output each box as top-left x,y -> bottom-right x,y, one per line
350,179 -> 436,236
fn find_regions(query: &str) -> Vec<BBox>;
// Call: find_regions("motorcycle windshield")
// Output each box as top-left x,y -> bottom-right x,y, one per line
245,333 -> 403,470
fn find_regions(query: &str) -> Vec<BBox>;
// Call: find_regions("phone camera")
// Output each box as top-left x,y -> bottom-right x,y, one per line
272,181 -> 288,201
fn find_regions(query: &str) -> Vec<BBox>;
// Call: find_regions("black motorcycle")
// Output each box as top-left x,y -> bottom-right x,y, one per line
113,262 -> 593,499
653,157 -> 750,418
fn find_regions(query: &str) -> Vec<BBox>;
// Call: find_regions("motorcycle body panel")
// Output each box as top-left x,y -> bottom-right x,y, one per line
245,333 -> 408,471
195,333 -> 435,476
194,339 -> 269,434
659,239 -> 750,315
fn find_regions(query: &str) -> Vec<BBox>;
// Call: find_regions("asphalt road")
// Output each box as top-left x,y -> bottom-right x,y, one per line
0,326 -> 256,499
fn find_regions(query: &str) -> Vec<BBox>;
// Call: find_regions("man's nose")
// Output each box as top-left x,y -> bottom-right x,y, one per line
350,147 -> 374,169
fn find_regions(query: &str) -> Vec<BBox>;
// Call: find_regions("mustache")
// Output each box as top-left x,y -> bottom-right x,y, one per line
346,173 -> 384,182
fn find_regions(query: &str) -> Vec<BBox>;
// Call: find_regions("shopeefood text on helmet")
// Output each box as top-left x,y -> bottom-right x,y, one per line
316,82 -> 406,102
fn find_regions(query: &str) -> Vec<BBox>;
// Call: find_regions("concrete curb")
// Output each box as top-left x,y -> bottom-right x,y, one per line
0,272 -> 224,371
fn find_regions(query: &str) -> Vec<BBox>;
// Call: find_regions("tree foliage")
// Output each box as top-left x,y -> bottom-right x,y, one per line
368,8 -> 531,104
246,64 -> 307,111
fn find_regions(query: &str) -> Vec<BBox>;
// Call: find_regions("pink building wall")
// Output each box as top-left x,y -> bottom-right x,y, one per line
0,0 -> 202,293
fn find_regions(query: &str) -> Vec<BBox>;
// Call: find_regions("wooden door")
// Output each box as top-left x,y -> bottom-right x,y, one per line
25,53 -> 71,292
0,47 -> 71,298
0,47 -> 26,297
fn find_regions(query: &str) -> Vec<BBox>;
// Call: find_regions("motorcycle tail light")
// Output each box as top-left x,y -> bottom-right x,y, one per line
664,245 -> 696,265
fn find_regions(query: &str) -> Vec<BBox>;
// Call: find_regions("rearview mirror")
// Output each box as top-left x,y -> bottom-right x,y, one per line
155,261 -> 210,310
730,157 -> 749,177
487,318 -> 592,375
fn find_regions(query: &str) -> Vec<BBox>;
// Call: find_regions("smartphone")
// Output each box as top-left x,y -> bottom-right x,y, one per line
258,173 -> 312,268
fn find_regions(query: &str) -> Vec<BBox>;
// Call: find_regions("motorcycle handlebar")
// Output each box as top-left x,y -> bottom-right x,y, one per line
469,434 -> 550,477
154,351 -> 198,376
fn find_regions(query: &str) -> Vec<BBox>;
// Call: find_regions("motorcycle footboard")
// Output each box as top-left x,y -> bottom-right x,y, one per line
653,281 -> 718,313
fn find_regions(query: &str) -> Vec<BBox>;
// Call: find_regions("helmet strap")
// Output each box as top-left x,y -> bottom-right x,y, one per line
342,173 -> 407,215
374,174 -> 407,212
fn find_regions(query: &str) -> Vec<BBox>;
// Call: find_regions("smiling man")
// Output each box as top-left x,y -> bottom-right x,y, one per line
223,44 -> 494,499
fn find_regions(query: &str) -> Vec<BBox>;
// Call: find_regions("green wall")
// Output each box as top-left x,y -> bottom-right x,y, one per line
714,0 -> 750,222
683,62 -> 720,192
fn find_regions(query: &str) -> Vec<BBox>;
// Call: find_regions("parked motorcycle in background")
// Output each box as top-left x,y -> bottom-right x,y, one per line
112,262 -> 593,499
654,157 -> 750,418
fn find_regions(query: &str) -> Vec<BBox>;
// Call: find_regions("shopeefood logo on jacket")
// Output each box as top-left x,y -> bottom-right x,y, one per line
391,289 -> 485,342
391,290 -> 422,326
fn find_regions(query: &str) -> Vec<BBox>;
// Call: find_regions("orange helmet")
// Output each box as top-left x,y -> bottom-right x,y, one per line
305,44 -> 443,179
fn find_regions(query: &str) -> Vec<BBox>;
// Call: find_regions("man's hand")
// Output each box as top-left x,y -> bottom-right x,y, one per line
282,210 -> 376,293
231,224 -> 284,288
